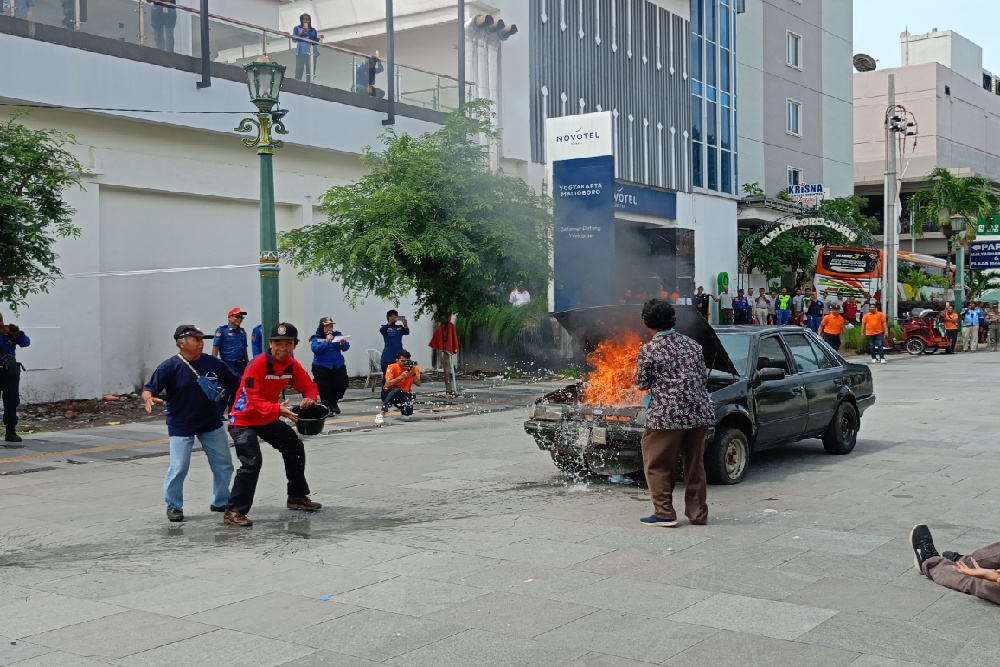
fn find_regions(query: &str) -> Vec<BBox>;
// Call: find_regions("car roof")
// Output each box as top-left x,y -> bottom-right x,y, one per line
714,325 -> 812,335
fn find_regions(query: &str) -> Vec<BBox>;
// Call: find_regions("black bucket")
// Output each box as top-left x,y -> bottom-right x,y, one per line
291,404 -> 330,436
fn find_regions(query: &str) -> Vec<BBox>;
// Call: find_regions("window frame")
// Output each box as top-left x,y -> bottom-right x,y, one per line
787,166 -> 803,188
786,31 -> 802,70
786,98 -> 802,136
755,335 -> 793,376
781,332 -> 824,374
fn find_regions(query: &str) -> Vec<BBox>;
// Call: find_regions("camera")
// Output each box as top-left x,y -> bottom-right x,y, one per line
4,324 -> 18,334
401,360 -> 416,370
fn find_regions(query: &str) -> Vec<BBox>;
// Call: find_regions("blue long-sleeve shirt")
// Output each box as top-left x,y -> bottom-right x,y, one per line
293,25 -> 319,57
0,330 -> 30,357
355,61 -> 384,87
310,333 -> 350,369
379,323 -> 409,365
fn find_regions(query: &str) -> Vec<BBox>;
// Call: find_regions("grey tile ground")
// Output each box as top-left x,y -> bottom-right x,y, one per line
113,629 -> 313,667
332,576 -> 486,616
667,593 -> 837,640
187,593 -> 362,638
0,635 -> 51,666
387,628 -> 586,667
552,576 -> 713,618
784,577 -> 944,620
664,630 -> 858,667
798,611 -> 964,665
0,590 -> 125,639
25,610 -> 211,659
424,592 -> 597,638
274,651 -> 382,667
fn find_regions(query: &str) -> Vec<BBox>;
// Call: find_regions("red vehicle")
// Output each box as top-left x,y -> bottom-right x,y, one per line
899,309 -> 949,355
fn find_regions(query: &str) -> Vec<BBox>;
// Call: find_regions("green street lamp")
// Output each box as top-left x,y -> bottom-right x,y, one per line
237,55 -> 288,349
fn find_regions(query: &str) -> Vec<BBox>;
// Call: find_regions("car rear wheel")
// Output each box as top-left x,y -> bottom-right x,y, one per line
822,402 -> 858,455
905,337 -> 926,355
551,451 -> 589,475
705,427 -> 750,485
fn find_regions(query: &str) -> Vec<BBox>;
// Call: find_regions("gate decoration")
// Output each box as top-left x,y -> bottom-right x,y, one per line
738,212 -> 876,270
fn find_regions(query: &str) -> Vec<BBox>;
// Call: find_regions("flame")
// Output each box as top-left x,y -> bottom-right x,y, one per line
581,331 -> 647,406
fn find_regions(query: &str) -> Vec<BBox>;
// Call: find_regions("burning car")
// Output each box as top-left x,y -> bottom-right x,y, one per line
525,305 -> 876,484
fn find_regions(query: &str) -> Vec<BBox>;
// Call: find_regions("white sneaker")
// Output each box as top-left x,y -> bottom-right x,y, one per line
374,413 -> 384,425
880,359 -> 886,364
868,359 -> 876,363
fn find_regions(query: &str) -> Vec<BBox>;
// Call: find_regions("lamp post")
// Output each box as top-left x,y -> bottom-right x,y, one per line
237,54 -> 288,350
950,213 -> 967,308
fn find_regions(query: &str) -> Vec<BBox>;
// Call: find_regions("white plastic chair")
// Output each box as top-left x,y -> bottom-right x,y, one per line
365,349 -> 384,392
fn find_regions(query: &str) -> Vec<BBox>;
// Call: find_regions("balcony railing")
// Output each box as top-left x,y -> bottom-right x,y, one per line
2,0 -> 472,113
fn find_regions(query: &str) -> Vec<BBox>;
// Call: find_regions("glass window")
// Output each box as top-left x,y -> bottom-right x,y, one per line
808,337 -> 837,369
783,333 -> 822,373
721,107 -> 730,149
756,336 -> 790,375
720,6 -> 730,48
708,146 -> 718,190
788,167 -> 802,187
707,101 -> 717,145
721,91 -> 730,106
705,0 -> 715,41
717,333 -> 750,376
786,99 -> 801,135
707,86 -> 717,101
691,0 -> 702,34
693,80 -> 703,95
721,150 -> 732,193
706,45 -> 716,86
693,142 -> 703,187
691,36 -> 702,81
692,97 -> 702,142
786,32 -> 801,69
721,49 -> 730,93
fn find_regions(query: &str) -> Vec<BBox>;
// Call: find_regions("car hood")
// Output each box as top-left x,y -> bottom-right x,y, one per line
553,304 -> 740,376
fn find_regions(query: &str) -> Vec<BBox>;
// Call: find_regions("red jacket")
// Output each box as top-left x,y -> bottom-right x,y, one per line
229,353 -> 318,427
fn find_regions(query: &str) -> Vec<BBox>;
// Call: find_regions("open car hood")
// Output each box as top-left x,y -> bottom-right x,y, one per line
553,304 -> 740,376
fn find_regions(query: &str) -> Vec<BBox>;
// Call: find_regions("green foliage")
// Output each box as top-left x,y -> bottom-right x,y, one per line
965,271 -> 1000,300
560,364 -> 584,379
776,189 -> 793,202
840,325 -> 865,354
0,110 -> 85,313
279,100 -> 554,319
741,182 -> 764,197
901,266 -> 934,294
454,298 -> 547,352
907,167 -> 1000,241
818,195 -> 878,233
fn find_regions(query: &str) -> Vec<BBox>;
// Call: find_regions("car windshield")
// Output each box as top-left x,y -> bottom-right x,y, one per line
716,333 -> 751,376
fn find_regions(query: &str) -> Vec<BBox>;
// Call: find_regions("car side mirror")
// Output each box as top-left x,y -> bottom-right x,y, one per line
753,367 -> 785,386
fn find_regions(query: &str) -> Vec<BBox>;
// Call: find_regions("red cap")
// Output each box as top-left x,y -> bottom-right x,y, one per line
228,308 -> 247,317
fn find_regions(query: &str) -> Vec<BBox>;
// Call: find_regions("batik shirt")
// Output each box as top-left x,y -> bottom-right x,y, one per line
634,331 -> 715,430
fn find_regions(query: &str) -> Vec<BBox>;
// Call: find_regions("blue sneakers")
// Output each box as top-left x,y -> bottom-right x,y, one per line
639,515 -> 678,527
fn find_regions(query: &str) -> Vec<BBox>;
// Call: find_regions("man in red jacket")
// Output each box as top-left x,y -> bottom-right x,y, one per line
225,323 -> 321,527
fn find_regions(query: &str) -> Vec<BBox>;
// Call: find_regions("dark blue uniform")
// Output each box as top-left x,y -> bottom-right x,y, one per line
213,324 -> 248,376
1,327 -> 30,439
251,324 -> 264,358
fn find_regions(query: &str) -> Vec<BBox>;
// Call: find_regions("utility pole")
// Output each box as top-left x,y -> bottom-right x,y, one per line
883,74 -> 899,321
458,0 -> 466,107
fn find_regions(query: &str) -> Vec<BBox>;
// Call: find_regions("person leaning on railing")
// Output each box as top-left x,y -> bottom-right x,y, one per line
292,13 -> 319,81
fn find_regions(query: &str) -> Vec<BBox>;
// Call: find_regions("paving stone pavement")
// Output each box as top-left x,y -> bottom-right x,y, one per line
0,351 -> 998,666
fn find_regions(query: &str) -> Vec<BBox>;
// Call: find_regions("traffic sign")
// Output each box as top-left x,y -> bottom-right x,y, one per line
977,215 -> 1000,236
970,240 -> 1000,269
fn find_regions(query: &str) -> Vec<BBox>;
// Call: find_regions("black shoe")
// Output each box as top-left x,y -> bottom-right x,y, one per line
210,505 -> 227,513
942,550 -> 963,562
330,404 -> 341,415
167,508 -> 184,523
910,524 -> 939,572
4,429 -> 21,443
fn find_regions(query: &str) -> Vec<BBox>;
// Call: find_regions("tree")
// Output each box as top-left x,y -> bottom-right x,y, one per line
908,167 -> 1000,241
0,111 -> 85,313
965,270 -> 1000,300
280,100 -> 554,318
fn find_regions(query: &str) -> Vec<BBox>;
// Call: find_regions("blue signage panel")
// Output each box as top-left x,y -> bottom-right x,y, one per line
970,241 -> 1000,270
612,182 -> 677,219
553,156 -> 616,312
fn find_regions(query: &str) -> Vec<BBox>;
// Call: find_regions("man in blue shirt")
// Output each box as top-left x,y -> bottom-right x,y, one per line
142,325 -> 241,523
251,323 -> 264,358
0,313 -> 30,444
379,309 -> 409,374
309,317 -> 350,414
213,307 -> 249,377
961,301 -> 983,352
355,54 -> 384,97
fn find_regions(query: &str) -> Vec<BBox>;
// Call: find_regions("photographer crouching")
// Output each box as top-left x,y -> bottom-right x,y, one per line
0,313 -> 30,444
375,349 -> 421,425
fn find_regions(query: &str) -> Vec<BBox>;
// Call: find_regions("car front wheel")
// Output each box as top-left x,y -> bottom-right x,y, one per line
822,402 -> 858,455
705,427 -> 750,485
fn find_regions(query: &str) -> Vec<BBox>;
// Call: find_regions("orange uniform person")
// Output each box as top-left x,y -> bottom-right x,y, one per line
941,303 -> 959,354
861,304 -> 889,364
820,305 -> 847,351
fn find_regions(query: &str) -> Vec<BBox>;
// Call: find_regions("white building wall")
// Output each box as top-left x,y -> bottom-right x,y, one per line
734,0 -> 765,193
679,193 -> 738,291
3,34 -> 441,399
819,0 -> 853,197
901,30 -> 983,86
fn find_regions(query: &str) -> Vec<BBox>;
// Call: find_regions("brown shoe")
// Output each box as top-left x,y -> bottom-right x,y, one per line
223,510 -> 253,527
287,496 -> 322,511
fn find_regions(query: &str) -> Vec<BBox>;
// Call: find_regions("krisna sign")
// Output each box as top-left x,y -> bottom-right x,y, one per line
759,217 -> 858,246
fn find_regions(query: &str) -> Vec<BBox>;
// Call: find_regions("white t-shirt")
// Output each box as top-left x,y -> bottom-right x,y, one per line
719,292 -> 734,309
509,290 -> 531,307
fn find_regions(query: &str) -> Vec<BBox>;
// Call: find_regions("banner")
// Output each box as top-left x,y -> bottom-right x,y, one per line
970,241 -> 1000,270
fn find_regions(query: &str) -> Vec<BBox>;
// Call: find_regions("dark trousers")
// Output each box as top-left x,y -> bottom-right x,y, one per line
295,54 -> 317,80
150,6 -> 176,52
312,364 -> 348,409
380,387 -> 414,416
923,541 -> 1000,605
822,333 -> 841,351
867,333 -> 885,360
0,374 -> 20,428
945,329 -> 958,353
228,420 -> 309,514
640,426 -> 709,523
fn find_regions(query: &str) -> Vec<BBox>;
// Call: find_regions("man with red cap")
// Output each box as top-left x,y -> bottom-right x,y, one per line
225,322 -> 321,527
212,307 -> 249,377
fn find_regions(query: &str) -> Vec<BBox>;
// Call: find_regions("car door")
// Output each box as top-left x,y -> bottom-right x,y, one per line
781,332 -> 840,434
751,335 -> 808,447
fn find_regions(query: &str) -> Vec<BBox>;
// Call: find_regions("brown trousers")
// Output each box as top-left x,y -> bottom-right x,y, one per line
640,426 -> 709,523
923,541 -> 1000,605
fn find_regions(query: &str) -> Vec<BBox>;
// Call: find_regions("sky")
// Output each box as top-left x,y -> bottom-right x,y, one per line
853,0 -> 999,71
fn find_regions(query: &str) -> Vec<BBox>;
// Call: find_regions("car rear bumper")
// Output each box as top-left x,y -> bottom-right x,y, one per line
524,420 -> 644,475
856,393 -> 876,417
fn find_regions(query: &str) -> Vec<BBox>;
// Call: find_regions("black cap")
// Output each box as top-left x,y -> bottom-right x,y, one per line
173,325 -> 211,340
269,322 -> 299,341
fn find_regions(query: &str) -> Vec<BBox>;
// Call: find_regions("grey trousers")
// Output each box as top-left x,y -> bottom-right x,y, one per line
923,541 -> 1000,605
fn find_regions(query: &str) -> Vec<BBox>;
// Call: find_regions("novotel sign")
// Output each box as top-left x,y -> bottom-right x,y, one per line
788,183 -> 825,196
555,130 -> 603,143
760,217 -> 858,246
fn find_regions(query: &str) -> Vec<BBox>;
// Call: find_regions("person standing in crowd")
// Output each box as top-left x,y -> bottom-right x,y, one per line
806,292 -> 825,333
693,286 -> 718,320
355,53 -> 385,97
862,303 -> 888,364
379,310 -> 409,375
309,317 -> 349,415
633,299 -> 713,527
985,303 -> 1000,352
941,303 -> 959,354
961,301 -> 982,352
213,308 -> 249,378
375,349 -> 421,425
718,285 -> 734,324
791,288 -> 805,326
429,313 -> 459,398
825,289 -> 844,315
292,13 -> 319,81
509,281 -> 531,307
766,290 -> 778,324
776,287 -> 792,325
251,323 -> 264,358
732,289 -> 750,324
149,0 -> 177,53
0,313 -> 29,444
820,304 -> 847,351
226,323 -> 321,527
142,325 -> 240,523
753,288 -> 770,326
843,295 -> 859,324
910,524 -> 1000,606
